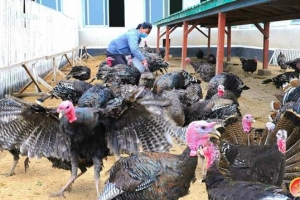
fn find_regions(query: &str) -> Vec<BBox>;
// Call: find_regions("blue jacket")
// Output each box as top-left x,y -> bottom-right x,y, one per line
106,29 -> 145,61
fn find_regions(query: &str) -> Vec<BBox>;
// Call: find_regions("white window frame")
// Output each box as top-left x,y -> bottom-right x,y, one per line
82,0 -> 109,27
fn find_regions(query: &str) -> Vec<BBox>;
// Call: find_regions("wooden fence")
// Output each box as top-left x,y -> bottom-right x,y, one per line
0,0 -> 79,98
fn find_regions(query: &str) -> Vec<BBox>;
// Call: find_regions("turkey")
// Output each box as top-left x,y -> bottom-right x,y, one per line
65,65 -> 91,81
184,98 -> 240,126
142,41 -> 154,53
184,57 -> 202,72
173,83 -> 203,109
240,56 -> 257,77
0,89 -> 192,198
77,83 -> 116,108
285,57 -> 300,72
210,84 -> 239,106
185,57 -> 215,82
214,110 -> 300,190
36,79 -> 93,104
140,51 -> 169,74
262,71 -> 300,88
206,53 -> 216,64
196,48 -> 204,59
202,141 -> 295,200
152,70 -> 201,94
96,57 -> 141,85
205,72 -> 250,100
98,120 -> 217,200
220,128 -> 286,186
277,51 -> 288,71
0,96 -> 69,176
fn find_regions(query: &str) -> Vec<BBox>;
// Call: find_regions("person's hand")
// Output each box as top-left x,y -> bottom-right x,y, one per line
127,58 -> 133,66
142,60 -> 148,68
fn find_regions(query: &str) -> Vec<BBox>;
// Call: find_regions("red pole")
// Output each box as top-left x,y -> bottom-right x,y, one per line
181,21 -> 188,70
207,28 -> 211,55
216,12 -> 226,74
165,26 -> 170,61
156,26 -> 160,54
227,25 -> 231,61
263,22 -> 270,69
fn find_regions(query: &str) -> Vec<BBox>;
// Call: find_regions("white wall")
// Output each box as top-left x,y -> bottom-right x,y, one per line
125,0 -> 145,28
62,0 -> 82,28
183,0 -> 200,9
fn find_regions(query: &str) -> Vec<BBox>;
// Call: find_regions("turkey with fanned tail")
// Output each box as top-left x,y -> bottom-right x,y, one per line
213,109 -> 300,190
201,141 -> 295,200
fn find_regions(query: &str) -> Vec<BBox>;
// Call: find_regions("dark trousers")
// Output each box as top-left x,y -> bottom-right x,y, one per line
106,51 -> 127,66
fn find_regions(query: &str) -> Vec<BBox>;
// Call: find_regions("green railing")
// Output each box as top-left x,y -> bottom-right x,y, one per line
154,0 -> 237,26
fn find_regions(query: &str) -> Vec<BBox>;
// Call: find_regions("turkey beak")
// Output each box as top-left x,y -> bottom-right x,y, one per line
208,130 -> 221,139
58,111 -> 64,119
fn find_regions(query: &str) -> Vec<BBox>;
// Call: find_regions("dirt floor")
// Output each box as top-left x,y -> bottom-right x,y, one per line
0,55 -> 288,200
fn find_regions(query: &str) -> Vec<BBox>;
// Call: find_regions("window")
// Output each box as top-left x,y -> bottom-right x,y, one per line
145,0 -> 163,24
109,0 -> 124,27
35,0 -> 62,11
83,0 -> 108,26
169,0 -> 182,15
83,0 -> 124,27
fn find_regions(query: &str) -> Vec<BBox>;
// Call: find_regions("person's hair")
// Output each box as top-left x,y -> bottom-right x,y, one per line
136,22 -> 152,31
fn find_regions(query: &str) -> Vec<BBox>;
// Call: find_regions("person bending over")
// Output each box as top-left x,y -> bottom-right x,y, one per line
106,22 -> 152,72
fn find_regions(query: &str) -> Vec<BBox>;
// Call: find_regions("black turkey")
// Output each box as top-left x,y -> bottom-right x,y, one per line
277,52 -> 287,71
77,83 -> 116,108
0,89 -> 191,198
196,48 -> 204,59
206,54 -> 216,64
285,57 -> 300,72
98,120 -> 217,200
202,142 -> 294,200
153,70 -> 201,94
36,79 -> 93,104
184,98 -> 240,126
65,65 -> 91,81
240,56 -> 257,77
140,51 -> 169,74
96,57 -> 141,85
205,72 -> 250,100
262,71 -> 300,88
142,41 -> 155,53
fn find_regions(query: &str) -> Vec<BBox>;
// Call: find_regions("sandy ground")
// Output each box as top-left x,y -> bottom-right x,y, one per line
0,55 -> 287,200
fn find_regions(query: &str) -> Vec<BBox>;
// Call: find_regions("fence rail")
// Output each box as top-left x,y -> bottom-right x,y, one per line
269,49 -> 300,65
0,0 -> 79,98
